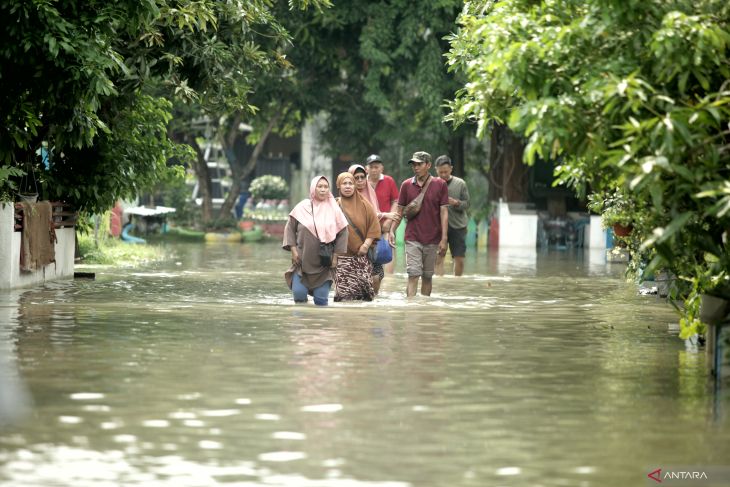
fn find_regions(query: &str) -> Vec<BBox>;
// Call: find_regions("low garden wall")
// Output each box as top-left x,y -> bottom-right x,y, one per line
0,203 -> 75,290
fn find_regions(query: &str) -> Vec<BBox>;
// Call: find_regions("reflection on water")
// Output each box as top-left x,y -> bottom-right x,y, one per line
0,242 -> 728,487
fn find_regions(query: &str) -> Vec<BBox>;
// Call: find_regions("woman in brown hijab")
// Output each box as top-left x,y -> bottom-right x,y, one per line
334,172 -> 381,301
349,163 -> 388,294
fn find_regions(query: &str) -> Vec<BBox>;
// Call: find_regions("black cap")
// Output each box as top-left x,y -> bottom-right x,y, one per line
365,154 -> 382,165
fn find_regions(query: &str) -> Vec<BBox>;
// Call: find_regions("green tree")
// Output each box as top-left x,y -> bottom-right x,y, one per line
181,0 -> 472,223
448,0 -> 730,333
167,0 -> 333,222
0,0 -> 329,212
290,0 -> 468,178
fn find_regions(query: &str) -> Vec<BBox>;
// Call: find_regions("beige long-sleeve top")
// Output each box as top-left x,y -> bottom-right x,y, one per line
283,216 -> 348,291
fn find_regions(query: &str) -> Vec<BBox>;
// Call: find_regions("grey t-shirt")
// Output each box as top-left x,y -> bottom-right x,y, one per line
445,176 -> 470,229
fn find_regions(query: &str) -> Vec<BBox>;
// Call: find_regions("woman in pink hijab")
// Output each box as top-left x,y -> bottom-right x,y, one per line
283,175 -> 349,305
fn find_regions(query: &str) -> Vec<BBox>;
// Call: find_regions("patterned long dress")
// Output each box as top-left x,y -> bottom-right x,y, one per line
334,255 -> 375,302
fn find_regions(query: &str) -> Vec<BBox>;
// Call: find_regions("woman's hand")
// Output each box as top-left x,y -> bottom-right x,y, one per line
381,211 -> 401,223
357,242 -> 369,257
387,231 -> 396,248
291,248 -> 301,266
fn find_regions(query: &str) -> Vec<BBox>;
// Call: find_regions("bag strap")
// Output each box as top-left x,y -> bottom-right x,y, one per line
420,175 -> 433,197
311,201 -> 321,241
408,175 -> 432,206
338,201 -> 367,244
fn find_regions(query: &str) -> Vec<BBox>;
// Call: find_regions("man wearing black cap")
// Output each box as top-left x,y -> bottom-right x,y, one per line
365,153 -> 401,292
365,154 -> 399,231
388,151 -> 449,297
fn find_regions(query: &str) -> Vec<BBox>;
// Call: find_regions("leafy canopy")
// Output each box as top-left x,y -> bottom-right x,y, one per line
0,0 -> 329,211
448,0 -> 730,332
286,0 -> 465,167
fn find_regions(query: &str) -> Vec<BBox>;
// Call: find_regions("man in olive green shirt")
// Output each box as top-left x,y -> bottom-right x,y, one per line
435,155 -> 470,276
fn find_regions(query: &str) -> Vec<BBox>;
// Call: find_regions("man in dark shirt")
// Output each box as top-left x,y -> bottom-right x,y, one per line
388,151 -> 449,297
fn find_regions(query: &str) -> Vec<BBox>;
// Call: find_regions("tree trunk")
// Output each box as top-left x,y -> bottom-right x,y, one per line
189,138 -> 213,224
489,123 -> 529,203
218,109 -> 285,218
449,135 -> 465,178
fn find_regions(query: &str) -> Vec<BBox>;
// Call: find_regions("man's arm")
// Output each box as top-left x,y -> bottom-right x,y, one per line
438,205 -> 448,255
459,181 -> 470,211
388,204 -> 404,247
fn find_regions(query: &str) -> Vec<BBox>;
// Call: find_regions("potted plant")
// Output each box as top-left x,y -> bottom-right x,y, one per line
249,175 -> 289,203
248,175 -> 289,237
587,189 -> 636,236
239,219 -> 255,231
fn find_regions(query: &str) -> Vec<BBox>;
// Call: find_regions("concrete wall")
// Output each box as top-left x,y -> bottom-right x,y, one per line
295,114 -> 333,204
498,200 -> 538,248
0,203 -> 75,290
585,215 -> 607,250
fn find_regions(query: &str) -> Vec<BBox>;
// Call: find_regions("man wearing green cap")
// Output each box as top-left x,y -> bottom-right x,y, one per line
388,151 -> 449,297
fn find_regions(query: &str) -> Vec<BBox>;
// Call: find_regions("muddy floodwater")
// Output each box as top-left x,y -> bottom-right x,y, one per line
1,242 -> 728,486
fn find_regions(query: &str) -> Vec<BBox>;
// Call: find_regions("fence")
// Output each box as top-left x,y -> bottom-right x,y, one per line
13,201 -> 77,231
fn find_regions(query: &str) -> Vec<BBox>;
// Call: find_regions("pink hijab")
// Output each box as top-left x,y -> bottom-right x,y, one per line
348,164 -> 380,213
289,175 -> 348,243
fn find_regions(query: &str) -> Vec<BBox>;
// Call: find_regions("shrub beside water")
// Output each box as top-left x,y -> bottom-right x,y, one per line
77,233 -> 167,266
249,175 -> 288,201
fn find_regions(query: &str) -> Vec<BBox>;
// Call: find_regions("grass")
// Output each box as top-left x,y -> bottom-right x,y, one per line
77,233 -> 168,266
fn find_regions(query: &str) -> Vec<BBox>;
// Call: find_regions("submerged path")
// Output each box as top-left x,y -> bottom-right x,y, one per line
0,242 -> 728,486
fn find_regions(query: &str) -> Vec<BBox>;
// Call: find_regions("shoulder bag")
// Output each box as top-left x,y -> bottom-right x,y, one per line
403,175 -> 433,220
312,202 -> 335,267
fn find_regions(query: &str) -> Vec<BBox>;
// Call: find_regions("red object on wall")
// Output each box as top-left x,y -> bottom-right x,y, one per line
110,203 -> 123,237
488,216 -> 499,248
262,222 -> 286,237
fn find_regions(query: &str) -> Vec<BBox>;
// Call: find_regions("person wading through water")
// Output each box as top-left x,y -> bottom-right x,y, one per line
434,154 -> 471,277
283,175 -> 348,306
349,163 -> 394,295
388,151 -> 449,297
334,171 -> 381,302
366,154 -> 400,278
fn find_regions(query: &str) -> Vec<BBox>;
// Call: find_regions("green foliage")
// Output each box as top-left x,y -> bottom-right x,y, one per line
678,278 -> 707,340
0,0 -> 328,212
74,212 -> 94,237
249,175 -> 289,200
157,171 -> 200,228
588,189 -> 638,229
77,233 -> 166,266
448,0 -> 730,329
41,94 -> 194,214
0,166 -> 24,202
285,0 -> 466,162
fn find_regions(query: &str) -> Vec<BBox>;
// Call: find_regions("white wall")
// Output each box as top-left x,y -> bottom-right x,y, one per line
297,113 -> 333,203
0,203 -> 75,290
585,215 -> 607,250
497,200 -> 537,248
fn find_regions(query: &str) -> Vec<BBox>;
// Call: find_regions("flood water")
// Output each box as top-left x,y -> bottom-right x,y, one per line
0,242 -> 728,487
